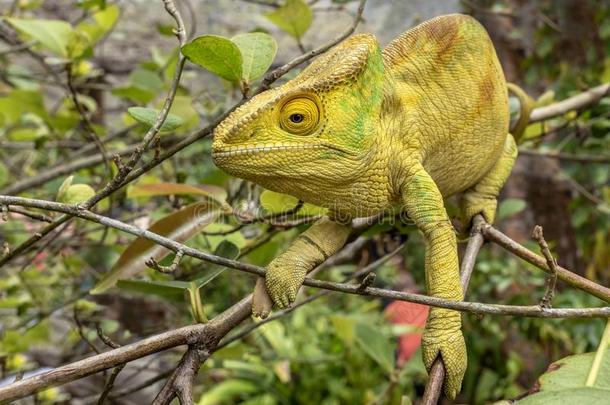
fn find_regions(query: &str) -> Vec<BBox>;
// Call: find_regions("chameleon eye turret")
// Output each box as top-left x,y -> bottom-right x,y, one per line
279,95 -> 321,135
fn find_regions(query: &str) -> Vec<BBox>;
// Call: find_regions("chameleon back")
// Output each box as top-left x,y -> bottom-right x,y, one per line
381,14 -> 509,197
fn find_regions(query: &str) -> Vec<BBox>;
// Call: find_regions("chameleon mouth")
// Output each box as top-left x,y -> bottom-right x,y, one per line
212,142 -> 354,158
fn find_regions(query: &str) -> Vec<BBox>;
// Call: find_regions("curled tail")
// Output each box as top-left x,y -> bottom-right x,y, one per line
507,82 -> 534,143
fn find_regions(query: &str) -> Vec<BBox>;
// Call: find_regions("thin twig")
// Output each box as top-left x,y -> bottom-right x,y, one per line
531,225 -> 558,309
519,149 -> 610,164
146,250 -> 184,273
529,83 -> 610,123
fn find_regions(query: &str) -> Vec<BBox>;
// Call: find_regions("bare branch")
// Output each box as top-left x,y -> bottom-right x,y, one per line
481,223 -> 610,302
152,347 -> 200,405
529,83 -> 610,123
519,149 -> 610,164
532,225 -> 559,308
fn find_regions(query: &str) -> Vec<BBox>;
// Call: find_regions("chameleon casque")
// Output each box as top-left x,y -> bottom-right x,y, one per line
212,14 -> 527,398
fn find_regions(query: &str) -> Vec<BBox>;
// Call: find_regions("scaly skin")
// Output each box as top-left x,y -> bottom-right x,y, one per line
212,14 -> 518,398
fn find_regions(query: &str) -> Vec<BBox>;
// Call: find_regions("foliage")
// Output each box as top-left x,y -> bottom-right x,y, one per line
0,0 -> 609,404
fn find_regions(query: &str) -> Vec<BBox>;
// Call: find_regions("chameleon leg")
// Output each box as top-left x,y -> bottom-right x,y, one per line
460,134 -> 517,227
401,163 -> 466,399
252,217 -> 352,318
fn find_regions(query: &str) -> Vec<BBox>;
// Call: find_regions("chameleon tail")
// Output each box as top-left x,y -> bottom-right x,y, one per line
507,82 -> 534,143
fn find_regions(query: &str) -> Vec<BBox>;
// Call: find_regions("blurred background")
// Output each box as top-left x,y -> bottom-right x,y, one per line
0,0 -> 609,403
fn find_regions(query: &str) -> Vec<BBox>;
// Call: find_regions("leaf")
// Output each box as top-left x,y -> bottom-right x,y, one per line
0,162 -> 8,188
91,201 -> 223,294
59,184 -> 95,204
265,0 -> 312,39
76,4 -> 120,44
181,35 -> 243,82
56,176 -> 95,204
354,322 -> 395,375
117,279 -> 189,301
497,198 -> 527,221
6,18 -> 73,57
259,189 -> 326,216
128,182 -> 228,204
231,33 -> 277,82
111,86 -> 155,104
197,379 -> 259,405
517,352 -> 610,404
127,107 -> 183,132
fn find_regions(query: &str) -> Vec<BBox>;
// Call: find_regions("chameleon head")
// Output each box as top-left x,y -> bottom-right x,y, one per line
212,34 -> 385,205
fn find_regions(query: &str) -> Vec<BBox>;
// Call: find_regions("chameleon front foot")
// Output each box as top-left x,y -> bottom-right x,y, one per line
422,308 -> 467,399
265,261 -> 307,309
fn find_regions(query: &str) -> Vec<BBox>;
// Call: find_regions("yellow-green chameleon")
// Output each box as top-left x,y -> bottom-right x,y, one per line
212,14 -> 530,398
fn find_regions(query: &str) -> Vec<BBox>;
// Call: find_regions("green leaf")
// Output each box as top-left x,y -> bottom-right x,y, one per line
56,176 -> 95,204
354,322 -> 395,375
59,184 -> 95,204
127,107 -> 184,132
6,18 -> 73,57
181,35 -> 243,82
517,352 -> 610,404
259,189 -> 326,216
111,86 -> 155,104
117,279 -> 190,301
91,201 -> 224,294
76,4 -> 119,44
127,182 -> 228,205
497,198 -> 527,221
191,241 -> 239,288
0,162 -> 8,188
197,379 -> 259,405
231,33 -> 277,82
265,0 -> 312,39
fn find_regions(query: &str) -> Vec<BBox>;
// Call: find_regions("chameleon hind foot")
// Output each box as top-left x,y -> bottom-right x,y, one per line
422,308 -> 467,399
252,277 -> 273,319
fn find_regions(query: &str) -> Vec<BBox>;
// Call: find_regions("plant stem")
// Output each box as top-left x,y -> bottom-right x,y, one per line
585,318 -> 610,386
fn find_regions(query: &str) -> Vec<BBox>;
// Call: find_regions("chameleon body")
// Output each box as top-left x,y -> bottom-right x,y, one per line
213,14 -> 518,398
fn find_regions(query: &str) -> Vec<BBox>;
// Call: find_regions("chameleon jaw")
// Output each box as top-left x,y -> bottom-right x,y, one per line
212,142 -> 356,158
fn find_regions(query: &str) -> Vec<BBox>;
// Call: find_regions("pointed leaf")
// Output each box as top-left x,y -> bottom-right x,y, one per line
127,107 -> 183,132
193,241 -> 240,288
116,279 -> 190,301
91,201 -> 222,293
181,35 -> 243,82
497,198 -> 527,221
231,33 -> 277,82
6,18 -> 73,57
128,182 -> 228,204
354,322 -> 395,375
265,0 -> 312,39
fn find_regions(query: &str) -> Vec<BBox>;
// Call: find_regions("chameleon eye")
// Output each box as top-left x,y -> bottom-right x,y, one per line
279,96 -> 320,135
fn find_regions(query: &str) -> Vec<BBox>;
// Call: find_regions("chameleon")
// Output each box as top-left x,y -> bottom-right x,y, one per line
212,14 -> 529,398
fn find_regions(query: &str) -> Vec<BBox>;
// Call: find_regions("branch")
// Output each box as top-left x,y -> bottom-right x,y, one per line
529,83 -> 610,123
152,346 -> 200,405
0,296 -> 252,403
518,149 -> 610,164
480,223 -> 610,303
2,195 -> 608,315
